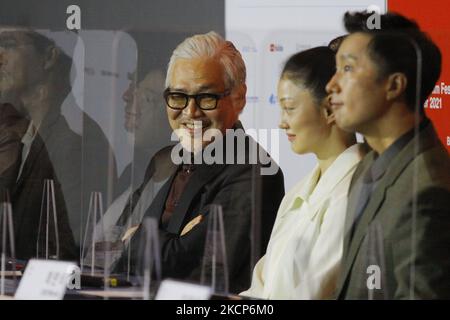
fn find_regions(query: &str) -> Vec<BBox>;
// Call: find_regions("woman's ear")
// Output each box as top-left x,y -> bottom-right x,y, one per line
321,97 -> 335,125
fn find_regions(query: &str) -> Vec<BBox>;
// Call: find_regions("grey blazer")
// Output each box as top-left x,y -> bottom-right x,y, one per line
337,121 -> 450,299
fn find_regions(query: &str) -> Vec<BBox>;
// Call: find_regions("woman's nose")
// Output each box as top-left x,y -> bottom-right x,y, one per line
122,84 -> 135,103
278,120 -> 289,130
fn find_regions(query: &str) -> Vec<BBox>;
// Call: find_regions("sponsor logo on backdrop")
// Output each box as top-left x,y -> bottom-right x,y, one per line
268,94 -> 277,105
296,44 -> 311,51
242,45 -> 257,53
246,96 -> 259,103
269,43 -> 283,52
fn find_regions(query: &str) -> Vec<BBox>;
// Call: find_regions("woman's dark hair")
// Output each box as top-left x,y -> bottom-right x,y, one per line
281,46 -> 336,104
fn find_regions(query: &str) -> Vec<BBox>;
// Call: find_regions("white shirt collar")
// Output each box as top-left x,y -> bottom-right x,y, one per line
16,121 -> 38,181
287,144 -> 364,210
21,121 -> 38,145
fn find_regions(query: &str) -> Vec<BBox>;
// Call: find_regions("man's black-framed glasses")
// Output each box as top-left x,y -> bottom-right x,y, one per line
164,89 -> 231,110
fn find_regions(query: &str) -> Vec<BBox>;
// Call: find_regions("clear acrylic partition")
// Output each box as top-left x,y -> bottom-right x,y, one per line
1,0 -> 443,301
0,15 -> 278,293
133,217 -> 161,300
200,204 -> 229,295
36,179 -> 60,260
80,191 -> 104,275
0,196 -> 16,296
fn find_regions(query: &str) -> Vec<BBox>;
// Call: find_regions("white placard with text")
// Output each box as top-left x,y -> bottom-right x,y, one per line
155,279 -> 212,300
14,259 -> 78,300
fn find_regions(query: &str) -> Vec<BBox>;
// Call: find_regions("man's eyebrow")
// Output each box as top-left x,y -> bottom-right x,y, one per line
167,84 -> 219,93
197,84 -> 216,92
168,87 -> 188,93
338,53 -> 358,61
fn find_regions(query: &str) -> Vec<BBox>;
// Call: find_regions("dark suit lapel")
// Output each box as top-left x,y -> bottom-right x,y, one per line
166,162 -> 227,234
10,134 -> 47,238
14,133 -> 45,191
14,111 -> 60,190
165,123 -> 245,234
11,111 -> 61,240
337,121 -> 441,297
341,154 -> 375,261
147,121 -> 246,234
145,171 -> 177,221
338,176 -> 389,295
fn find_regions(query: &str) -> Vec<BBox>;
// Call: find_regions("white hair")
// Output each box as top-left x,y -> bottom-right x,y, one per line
165,31 -> 246,90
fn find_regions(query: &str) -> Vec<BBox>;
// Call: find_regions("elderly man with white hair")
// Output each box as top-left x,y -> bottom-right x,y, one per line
109,31 -> 284,294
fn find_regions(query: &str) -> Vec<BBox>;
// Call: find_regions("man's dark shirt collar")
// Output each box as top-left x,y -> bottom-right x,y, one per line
366,118 -> 430,183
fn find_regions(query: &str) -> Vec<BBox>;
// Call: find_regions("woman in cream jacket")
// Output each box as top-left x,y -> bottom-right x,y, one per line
241,46 -> 366,299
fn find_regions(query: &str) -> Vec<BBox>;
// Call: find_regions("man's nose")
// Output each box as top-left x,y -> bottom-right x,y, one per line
326,73 -> 339,94
183,97 -> 203,118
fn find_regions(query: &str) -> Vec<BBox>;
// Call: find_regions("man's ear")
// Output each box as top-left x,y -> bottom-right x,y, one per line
232,83 -> 247,113
43,46 -> 59,71
386,72 -> 407,102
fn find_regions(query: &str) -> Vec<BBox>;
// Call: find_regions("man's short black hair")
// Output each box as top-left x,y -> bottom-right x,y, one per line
281,46 -> 336,104
328,35 -> 346,53
343,11 -> 441,112
24,30 -> 74,101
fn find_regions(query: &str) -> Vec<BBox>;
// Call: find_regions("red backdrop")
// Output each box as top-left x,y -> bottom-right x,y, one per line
389,0 -> 450,151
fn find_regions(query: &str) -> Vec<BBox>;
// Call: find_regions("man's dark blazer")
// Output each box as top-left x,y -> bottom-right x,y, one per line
337,121 -> 450,299
120,123 -> 285,294
0,103 -> 27,191
44,110 -> 118,248
10,108 -> 117,261
10,110 -> 77,261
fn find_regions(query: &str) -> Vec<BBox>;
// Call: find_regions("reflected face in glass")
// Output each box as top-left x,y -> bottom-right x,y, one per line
277,78 -> 329,155
0,29 -> 45,104
326,32 -> 389,134
166,57 -> 243,151
122,72 -> 137,131
122,70 -> 166,148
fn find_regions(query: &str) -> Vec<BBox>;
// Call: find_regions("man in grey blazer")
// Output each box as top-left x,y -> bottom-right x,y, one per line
326,11 -> 450,299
